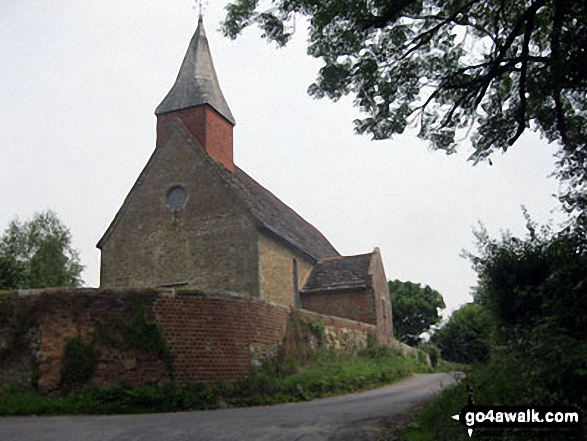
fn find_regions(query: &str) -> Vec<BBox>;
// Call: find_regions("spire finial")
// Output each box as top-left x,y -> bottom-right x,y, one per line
155,2 -> 235,124
193,0 -> 207,20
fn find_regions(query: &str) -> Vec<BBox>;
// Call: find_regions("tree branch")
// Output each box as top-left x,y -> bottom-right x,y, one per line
508,7 -> 537,146
551,0 -> 568,144
360,0 -> 420,30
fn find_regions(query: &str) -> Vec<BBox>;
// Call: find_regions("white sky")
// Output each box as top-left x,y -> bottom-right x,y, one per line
0,1 -> 564,314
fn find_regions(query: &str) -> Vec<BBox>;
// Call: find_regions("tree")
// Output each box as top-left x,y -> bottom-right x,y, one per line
465,218 -> 587,406
467,216 -> 587,340
0,211 -> 83,289
388,279 -> 445,346
0,254 -> 24,290
432,302 -> 494,364
222,0 -> 587,216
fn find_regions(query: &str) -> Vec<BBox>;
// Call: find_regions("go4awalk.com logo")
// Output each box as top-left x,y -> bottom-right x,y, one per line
451,392 -> 582,437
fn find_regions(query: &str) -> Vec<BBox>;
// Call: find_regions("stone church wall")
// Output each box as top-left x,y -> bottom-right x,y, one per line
369,249 -> 394,344
0,288 -> 379,391
99,125 -> 259,296
258,233 -> 314,307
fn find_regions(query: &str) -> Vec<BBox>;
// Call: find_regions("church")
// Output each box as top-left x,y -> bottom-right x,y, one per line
97,17 -> 393,344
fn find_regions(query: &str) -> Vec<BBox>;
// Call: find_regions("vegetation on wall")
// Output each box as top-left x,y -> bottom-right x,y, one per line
95,298 -> 174,374
60,338 -> 99,393
0,296 -> 40,371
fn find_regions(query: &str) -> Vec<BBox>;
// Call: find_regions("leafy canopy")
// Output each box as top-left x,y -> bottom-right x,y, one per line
223,0 -> 587,216
388,279 -> 445,346
466,214 -> 587,339
0,210 -> 83,289
432,302 -> 494,364
464,215 -> 587,405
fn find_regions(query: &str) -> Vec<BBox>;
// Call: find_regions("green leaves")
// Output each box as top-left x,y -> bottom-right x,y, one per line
433,303 -> 494,364
60,338 -> 100,393
221,0 -> 259,39
0,210 -> 83,289
222,0 -> 587,224
463,216 -> 587,407
388,279 -> 446,346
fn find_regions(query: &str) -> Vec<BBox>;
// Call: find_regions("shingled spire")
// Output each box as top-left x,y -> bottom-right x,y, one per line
156,16 -> 236,172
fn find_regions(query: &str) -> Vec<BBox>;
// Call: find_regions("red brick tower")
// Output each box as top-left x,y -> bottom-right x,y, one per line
155,16 -> 236,172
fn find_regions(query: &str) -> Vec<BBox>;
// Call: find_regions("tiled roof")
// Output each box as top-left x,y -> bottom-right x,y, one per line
301,253 -> 373,292
232,167 -> 340,261
97,121 -> 340,261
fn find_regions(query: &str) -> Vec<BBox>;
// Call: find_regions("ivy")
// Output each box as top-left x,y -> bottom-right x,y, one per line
60,337 -> 99,393
95,299 -> 173,374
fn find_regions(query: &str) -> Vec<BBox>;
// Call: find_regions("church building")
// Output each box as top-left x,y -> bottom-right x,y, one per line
97,17 -> 393,344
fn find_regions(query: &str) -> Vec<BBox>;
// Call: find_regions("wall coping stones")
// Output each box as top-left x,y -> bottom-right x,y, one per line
296,308 -> 377,329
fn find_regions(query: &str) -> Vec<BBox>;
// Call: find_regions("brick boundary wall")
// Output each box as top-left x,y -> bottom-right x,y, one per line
0,288 -> 386,391
153,292 -> 289,383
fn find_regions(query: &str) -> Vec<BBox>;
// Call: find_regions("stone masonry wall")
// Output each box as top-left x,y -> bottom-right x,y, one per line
294,309 -> 376,352
99,123 -> 259,296
258,232 -> 314,307
369,249 -> 394,344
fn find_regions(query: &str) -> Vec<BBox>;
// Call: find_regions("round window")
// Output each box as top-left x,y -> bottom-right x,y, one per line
166,186 -> 187,211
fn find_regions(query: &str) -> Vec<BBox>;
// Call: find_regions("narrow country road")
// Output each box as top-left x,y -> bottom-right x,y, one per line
0,373 -> 461,441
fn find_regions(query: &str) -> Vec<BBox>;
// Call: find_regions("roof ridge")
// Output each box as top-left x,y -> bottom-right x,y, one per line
232,167 -> 340,260
319,252 -> 373,262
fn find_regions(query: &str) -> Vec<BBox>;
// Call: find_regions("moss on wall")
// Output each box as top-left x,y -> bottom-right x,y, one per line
94,297 -> 174,374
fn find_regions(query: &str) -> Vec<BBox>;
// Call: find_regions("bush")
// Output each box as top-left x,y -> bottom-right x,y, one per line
432,303 -> 494,364
419,343 -> 440,369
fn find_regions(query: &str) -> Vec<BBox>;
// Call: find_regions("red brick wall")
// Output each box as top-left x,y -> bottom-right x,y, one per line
300,289 -> 375,325
33,289 -> 170,391
1,288 -> 384,392
0,289 -> 289,391
153,295 -> 288,382
157,105 -> 234,172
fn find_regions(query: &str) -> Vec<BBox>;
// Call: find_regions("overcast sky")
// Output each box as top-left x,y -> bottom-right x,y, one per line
0,1 -> 565,315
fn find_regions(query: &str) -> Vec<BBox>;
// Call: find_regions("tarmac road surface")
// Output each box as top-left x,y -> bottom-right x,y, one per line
0,372 -> 462,441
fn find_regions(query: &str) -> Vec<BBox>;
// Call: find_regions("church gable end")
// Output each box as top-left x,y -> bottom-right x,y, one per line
368,248 -> 394,344
99,121 -> 259,294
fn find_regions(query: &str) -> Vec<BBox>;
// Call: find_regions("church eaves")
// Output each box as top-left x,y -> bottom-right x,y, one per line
155,16 -> 235,125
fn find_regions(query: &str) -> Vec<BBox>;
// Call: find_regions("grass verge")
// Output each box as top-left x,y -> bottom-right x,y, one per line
0,346 -> 431,415
394,359 -> 586,441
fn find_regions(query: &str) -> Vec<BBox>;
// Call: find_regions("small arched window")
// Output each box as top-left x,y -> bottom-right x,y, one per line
293,259 -> 300,307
